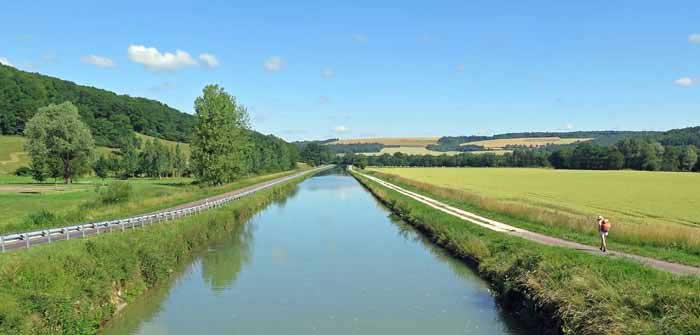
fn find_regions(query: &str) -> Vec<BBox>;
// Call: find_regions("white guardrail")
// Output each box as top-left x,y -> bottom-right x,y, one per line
0,166 -> 331,252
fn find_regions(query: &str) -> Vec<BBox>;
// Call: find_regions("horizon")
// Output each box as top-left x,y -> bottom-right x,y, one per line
2,1 -> 700,141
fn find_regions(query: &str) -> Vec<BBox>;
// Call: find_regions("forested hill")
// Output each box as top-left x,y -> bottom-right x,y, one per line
0,64 -> 194,147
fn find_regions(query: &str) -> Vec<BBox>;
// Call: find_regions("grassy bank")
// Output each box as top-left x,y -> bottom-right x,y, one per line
0,174 -> 308,334
368,168 -> 700,267
0,168 -> 306,234
352,172 -> 700,335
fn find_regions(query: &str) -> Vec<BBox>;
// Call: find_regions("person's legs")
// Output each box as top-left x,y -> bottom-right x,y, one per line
601,233 -> 607,252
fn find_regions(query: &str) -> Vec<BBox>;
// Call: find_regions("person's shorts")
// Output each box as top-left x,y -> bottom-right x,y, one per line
600,231 -> 609,237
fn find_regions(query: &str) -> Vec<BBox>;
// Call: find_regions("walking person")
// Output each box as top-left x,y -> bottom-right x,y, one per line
598,216 -> 611,253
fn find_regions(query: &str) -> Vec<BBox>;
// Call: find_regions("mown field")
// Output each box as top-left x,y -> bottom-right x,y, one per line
370,167 -> 700,265
460,136 -> 591,149
330,137 -> 439,147
0,169 -> 301,234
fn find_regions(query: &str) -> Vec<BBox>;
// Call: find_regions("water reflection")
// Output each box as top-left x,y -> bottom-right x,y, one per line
201,220 -> 256,292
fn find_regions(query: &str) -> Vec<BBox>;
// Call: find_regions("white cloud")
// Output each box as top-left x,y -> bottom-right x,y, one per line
128,44 -> 198,71
263,56 -> 285,72
352,34 -> 368,43
199,53 -> 220,68
689,34 -> 700,44
322,67 -> 334,79
674,77 -> 694,87
81,55 -> 115,68
333,125 -> 348,133
564,123 -> 575,130
0,57 -> 12,67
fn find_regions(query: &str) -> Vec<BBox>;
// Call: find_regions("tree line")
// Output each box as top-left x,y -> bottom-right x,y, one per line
22,85 -> 299,184
0,64 -> 194,148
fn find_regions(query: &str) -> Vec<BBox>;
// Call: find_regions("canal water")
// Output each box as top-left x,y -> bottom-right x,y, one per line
102,168 -> 527,335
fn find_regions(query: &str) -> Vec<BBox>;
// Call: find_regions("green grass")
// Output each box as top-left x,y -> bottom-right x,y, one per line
353,172 -> 700,335
0,174 -> 305,335
360,147 -> 512,156
0,168 -> 304,234
135,133 -> 191,156
368,167 -> 700,266
0,136 -> 28,175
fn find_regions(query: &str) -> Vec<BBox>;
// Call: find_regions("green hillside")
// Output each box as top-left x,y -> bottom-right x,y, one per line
0,64 -> 194,147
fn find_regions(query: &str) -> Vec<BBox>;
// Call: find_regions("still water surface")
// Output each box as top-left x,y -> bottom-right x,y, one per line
102,169 -> 526,334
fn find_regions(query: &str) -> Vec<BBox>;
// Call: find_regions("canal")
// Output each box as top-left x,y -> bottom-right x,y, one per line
102,168 -> 528,334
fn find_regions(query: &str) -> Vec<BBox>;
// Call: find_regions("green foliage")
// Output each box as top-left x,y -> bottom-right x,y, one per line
97,181 -> 132,204
23,209 -> 60,227
13,166 -> 31,177
299,143 -> 333,166
92,155 -> 110,180
24,102 -> 95,183
0,64 -> 194,146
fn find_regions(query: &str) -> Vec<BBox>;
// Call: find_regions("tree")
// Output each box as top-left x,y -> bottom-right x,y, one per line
93,155 -> 110,184
191,85 -> 250,185
679,146 -> 698,171
24,102 -> 95,183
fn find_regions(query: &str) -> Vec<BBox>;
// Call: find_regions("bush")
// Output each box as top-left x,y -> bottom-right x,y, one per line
23,209 -> 60,227
97,181 -> 133,204
14,166 -> 32,177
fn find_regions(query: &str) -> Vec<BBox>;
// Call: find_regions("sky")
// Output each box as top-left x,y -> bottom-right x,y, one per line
1,0 -> 700,141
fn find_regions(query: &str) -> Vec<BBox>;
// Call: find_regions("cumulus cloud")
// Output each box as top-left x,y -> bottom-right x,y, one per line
263,56 -> 285,72
199,53 -> 220,68
128,44 -> 198,71
352,34 -> 368,43
322,67 -> 334,79
0,57 -> 12,67
81,55 -> 115,68
674,77 -> 694,87
689,34 -> 700,44
333,125 -> 348,133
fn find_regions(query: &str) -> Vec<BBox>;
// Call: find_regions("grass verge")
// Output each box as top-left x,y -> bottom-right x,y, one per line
352,171 -> 700,335
366,170 -> 700,267
0,174 -> 308,334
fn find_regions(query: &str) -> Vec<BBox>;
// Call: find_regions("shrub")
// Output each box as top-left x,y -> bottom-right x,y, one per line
23,209 -> 60,227
14,166 -> 32,177
97,181 -> 133,204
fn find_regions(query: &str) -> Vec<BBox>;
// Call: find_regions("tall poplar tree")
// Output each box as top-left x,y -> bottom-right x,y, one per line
191,85 -> 250,185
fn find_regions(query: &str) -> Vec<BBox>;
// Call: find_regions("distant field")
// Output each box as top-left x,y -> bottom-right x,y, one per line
373,167 -> 700,227
461,136 -> 591,149
363,147 -> 511,156
136,133 -> 191,155
0,136 -> 28,175
330,137 -> 439,147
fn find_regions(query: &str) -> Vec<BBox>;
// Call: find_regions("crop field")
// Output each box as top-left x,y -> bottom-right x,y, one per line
330,137 -> 439,147
362,147 -> 511,156
370,167 -> 700,264
460,136 -> 591,149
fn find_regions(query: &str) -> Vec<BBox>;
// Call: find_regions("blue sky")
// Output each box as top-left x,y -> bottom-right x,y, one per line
1,0 -> 699,141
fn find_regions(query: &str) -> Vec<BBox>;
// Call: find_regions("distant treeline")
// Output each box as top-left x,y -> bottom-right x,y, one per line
0,64 -> 194,147
337,127 -> 700,173
293,139 -> 384,154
